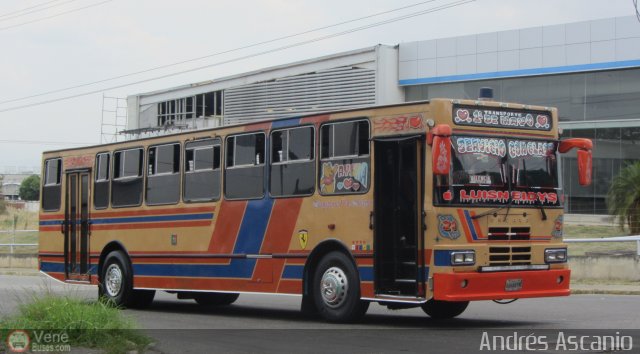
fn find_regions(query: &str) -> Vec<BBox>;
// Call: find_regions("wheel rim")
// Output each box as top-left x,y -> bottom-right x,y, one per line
320,266 -> 348,308
105,263 -> 123,297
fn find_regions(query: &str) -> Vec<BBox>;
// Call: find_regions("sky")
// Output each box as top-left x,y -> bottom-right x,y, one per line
0,0 -> 636,172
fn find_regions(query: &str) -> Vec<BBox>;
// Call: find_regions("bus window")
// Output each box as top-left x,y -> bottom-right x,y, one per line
94,153 -> 110,209
184,139 -> 221,202
111,148 -> 143,207
319,120 -> 370,195
225,132 -> 265,199
42,158 -> 62,211
270,126 -> 315,197
146,143 -> 180,205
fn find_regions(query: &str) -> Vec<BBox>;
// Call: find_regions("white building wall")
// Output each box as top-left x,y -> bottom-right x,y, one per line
398,16 -> 640,85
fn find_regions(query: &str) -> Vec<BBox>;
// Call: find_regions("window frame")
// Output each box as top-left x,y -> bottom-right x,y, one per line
93,152 -> 111,210
112,147 -> 144,180
224,131 -> 267,200
320,119 -> 370,161
43,158 -> 62,186
111,147 -> 144,208
225,131 -> 267,169
183,138 -> 222,203
41,157 -> 62,212
147,142 -> 181,177
270,125 -> 316,166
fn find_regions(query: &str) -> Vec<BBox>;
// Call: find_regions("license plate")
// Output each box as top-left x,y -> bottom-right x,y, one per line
505,279 -> 523,292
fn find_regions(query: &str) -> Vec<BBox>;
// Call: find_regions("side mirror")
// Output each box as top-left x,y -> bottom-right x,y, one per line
577,149 -> 592,186
559,138 -> 593,186
428,124 -> 452,176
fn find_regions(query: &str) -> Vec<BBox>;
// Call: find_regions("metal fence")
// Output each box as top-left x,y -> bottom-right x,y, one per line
563,235 -> 640,256
0,230 -> 38,254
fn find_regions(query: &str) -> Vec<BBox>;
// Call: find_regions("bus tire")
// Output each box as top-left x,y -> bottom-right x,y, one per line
99,250 -> 155,308
421,299 -> 469,319
194,293 -> 239,306
312,251 -> 369,322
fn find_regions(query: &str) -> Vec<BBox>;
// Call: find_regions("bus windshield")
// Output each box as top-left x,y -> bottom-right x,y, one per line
435,136 -> 561,207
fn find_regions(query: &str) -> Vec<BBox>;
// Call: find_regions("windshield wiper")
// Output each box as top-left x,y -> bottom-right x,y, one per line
472,164 -> 514,220
522,160 -> 547,221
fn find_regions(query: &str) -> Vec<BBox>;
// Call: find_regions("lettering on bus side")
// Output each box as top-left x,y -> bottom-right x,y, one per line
319,120 -> 370,195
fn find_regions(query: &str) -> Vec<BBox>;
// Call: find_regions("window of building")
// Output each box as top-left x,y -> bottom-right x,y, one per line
157,91 -> 223,126
270,126 -> 315,197
111,148 -> 143,207
319,120 -> 370,195
94,153 -> 110,209
42,158 -> 62,211
184,139 -> 221,202
146,143 -> 180,205
225,132 -> 265,199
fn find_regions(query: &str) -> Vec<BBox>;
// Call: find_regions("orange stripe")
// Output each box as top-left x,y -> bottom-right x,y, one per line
456,209 -> 474,242
208,200 -> 247,253
300,114 -> 330,125
469,211 -> 485,239
39,226 -> 59,232
258,198 -> 304,284
40,213 -> 64,220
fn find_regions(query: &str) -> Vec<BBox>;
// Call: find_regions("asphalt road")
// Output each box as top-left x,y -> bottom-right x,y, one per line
1,274 -> 639,353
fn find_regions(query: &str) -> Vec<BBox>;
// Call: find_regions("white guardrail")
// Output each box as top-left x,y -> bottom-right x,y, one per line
564,235 -> 640,256
0,230 -> 38,254
1,231 -> 639,256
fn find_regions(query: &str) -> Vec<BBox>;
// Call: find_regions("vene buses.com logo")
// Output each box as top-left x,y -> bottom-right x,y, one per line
6,330 -> 30,353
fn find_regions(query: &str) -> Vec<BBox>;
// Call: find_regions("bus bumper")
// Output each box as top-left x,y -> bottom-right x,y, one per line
433,269 -> 570,301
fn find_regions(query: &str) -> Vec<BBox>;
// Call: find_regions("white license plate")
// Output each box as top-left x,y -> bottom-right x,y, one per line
505,279 -> 523,292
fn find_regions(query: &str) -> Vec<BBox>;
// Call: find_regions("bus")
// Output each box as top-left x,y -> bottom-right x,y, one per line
38,98 -> 592,322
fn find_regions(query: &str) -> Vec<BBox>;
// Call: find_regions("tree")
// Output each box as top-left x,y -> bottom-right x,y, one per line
0,175 -> 5,214
19,175 -> 41,201
607,162 -> 640,235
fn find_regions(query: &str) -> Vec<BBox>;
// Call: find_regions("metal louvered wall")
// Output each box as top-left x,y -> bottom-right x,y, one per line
223,66 -> 376,125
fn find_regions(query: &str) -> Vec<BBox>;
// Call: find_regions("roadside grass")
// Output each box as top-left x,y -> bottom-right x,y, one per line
564,224 -> 636,256
0,293 -> 151,354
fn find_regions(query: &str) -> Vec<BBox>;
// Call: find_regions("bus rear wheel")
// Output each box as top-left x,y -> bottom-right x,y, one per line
99,250 -> 155,308
193,293 -> 239,306
312,251 -> 369,322
421,299 -> 469,319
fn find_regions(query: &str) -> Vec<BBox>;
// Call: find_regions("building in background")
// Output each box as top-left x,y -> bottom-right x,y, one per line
126,16 -> 640,215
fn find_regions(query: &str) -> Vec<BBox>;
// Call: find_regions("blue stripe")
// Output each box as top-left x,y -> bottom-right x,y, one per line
434,250 -> 452,266
233,199 -> 274,254
358,266 -> 373,282
399,59 -> 640,86
39,213 -> 214,226
133,261 -> 257,278
282,265 -> 304,279
271,117 -> 301,128
463,210 -> 478,240
424,266 -> 430,279
41,261 -> 65,273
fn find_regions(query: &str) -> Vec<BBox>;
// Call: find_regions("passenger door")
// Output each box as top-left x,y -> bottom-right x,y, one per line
64,171 -> 91,281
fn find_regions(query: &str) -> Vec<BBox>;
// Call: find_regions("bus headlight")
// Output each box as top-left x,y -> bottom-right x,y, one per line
545,248 -> 567,263
451,250 -> 475,266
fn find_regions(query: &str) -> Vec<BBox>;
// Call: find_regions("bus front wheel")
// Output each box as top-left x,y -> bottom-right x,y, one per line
421,299 -> 469,319
99,250 -> 155,308
312,251 -> 369,322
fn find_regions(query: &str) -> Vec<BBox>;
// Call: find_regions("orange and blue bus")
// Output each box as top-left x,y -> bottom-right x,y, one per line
39,98 -> 592,322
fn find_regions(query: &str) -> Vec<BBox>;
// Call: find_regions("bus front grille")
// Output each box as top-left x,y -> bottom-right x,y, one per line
489,246 -> 532,266
487,227 -> 531,241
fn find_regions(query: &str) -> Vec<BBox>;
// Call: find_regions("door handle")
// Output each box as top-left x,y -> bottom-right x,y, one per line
369,211 -> 374,230
60,221 -> 66,234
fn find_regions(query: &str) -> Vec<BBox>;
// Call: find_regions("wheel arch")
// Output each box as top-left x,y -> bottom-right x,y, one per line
302,239 -> 358,297
97,241 -> 131,281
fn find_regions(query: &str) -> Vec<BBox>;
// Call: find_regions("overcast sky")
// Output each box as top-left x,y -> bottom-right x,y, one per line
0,0 -> 635,171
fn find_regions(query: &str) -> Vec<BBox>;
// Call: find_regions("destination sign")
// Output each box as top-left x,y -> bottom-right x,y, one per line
452,105 -> 552,131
